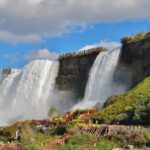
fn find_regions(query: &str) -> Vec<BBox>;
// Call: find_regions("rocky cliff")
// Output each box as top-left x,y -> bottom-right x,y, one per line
119,38 -> 150,87
56,47 -> 106,99
0,68 -> 12,84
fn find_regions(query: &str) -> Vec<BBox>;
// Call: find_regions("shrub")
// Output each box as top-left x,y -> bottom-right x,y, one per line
60,134 -> 115,150
54,124 -> 67,135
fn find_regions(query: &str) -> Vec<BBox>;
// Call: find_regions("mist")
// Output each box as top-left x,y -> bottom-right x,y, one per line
72,47 -> 132,110
0,48 -> 133,126
0,60 -> 58,125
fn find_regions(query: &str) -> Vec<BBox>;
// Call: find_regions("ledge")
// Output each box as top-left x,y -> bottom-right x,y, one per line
59,47 -> 107,60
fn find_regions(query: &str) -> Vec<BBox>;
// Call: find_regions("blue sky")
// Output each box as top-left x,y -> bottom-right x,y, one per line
0,0 -> 150,68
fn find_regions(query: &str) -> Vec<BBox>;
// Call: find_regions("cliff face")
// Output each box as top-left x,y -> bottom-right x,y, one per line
56,48 -> 105,99
0,68 -> 12,84
120,38 -> 150,86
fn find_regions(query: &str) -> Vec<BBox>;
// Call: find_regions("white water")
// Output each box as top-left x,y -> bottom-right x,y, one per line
73,48 -> 127,109
0,60 -> 59,125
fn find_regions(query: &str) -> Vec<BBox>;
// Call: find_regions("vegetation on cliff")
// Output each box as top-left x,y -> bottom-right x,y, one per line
121,32 -> 150,44
92,76 -> 150,125
59,47 -> 106,60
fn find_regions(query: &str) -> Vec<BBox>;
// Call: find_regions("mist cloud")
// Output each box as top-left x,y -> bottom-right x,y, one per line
24,48 -> 59,61
79,41 -> 121,51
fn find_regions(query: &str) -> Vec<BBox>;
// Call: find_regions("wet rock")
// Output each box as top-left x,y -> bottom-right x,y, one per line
120,38 -> 150,87
56,47 -> 106,99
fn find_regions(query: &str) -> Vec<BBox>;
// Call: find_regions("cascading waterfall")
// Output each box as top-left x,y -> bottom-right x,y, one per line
0,48 -> 129,125
73,47 -> 127,109
0,60 -> 59,125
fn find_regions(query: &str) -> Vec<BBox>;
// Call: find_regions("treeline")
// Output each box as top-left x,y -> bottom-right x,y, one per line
2,68 -> 11,75
121,32 -> 150,44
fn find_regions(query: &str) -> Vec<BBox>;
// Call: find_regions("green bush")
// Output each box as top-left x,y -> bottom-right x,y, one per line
54,124 -> 67,135
111,130 -> 150,147
60,144 -> 82,150
92,139 -> 114,150
60,134 -> 115,150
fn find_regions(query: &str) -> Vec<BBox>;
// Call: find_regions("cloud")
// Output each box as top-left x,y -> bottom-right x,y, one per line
79,41 -> 121,51
24,48 -> 59,61
0,0 -> 150,43
0,31 -> 41,44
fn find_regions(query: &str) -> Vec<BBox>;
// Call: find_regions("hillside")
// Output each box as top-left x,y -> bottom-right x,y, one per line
92,76 -> 150,125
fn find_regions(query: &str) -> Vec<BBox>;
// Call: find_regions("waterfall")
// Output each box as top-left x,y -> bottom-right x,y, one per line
73,47 -> 127,109
0,60 -> 59,125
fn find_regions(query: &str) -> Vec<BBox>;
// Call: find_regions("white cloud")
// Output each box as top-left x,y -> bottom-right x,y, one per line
24,48 -> 59,61
0,31 -> 41,44
79,41 -> 121,51
0,0 -> 149,43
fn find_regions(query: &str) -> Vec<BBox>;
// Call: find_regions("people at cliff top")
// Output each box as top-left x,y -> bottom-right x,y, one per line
59,47 -> 104,59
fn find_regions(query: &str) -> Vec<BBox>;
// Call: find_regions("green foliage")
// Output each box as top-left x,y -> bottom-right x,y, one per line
145,32 -> 150,39
92,76 -> 150,124
54,124 -> 67,135
90,139 -> 114,150
24,144 -> 41,150
131,95 -> 150,124
60,134 -> 114,150
60,144 -> 82,150
71,109 -> 88,119
0,123 -> 16,142
121,32 -> 150,44
59,133 -> 91,150
67,133 -> 91,145
19,121 -> 53,147
111,129 -> 150,147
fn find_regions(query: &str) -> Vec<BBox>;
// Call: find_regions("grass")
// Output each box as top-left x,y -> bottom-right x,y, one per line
121,32 -> 150,44
92,76 -> 150,124
0,123 -> 16,142
59,133 -> 115,150
59,47 -> 106,60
